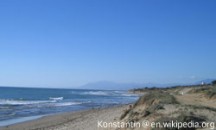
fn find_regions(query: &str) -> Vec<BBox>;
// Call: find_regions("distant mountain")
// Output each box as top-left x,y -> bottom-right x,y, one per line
78,79 -> 216,90
194,79 -> 215,85
78,81 -> 139,90
78,81 -> 181,90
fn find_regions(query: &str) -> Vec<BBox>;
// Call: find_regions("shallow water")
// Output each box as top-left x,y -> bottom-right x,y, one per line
0,87 -> 138,126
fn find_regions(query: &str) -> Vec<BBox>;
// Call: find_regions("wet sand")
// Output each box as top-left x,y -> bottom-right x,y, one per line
0,105 -> 128,130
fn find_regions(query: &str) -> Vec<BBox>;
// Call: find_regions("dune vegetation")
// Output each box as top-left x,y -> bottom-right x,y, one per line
120,83 -> 216,130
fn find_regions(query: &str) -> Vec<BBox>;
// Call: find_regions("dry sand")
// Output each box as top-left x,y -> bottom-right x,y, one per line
0,105 -> 129,130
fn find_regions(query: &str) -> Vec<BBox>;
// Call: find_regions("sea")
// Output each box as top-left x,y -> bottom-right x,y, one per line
0,87 -> 138,126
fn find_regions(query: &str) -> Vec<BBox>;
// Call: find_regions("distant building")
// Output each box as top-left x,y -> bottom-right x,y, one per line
201,82 -> 205,85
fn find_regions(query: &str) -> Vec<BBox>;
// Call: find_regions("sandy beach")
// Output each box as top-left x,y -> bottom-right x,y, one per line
1,85 -> 216,130
0,105 -> 128,130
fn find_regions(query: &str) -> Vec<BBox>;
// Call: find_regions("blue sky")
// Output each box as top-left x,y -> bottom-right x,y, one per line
0,0 -> 216,87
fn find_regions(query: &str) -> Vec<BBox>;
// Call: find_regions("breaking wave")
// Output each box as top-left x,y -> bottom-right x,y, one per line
82,91 -> 108,96
0,99 -> 55,105
49,97 -> 64,101
53,102 -> 82,107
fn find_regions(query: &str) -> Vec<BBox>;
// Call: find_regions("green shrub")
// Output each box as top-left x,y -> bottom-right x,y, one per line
212,80 -> 216,85
120,109 -> 131,120
134,91 -> 178,107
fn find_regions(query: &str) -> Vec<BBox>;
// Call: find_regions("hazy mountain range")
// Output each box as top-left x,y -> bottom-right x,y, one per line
79,79 -> 215,90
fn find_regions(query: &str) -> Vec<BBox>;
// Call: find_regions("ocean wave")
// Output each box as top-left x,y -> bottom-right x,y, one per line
0,99 -> 55,105
53,102 -> 82,107
82,91 -> 108,96
121,93 -> 137,97
49,97 -> 64,101
114,91 -> 124,93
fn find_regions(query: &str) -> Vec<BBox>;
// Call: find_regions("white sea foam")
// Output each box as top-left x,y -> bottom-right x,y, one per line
54,102 -> 82,107
82,91 -> 108,96
121,93 -> 136,97
0,99 -> 55,105
114,91 -> 124,93
49,97 -> 64,101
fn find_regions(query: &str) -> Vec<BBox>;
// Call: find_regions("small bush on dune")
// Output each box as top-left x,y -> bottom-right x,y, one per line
120,109 -> 131,120
146,104 -> 164,114
212,80 -> 216,85
134,91 -> 178,107
120,91 -> 175,120
189,86 -> 216,99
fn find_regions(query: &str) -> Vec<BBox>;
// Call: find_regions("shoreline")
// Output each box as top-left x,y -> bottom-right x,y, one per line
0,115 -> 43,127
0,104 -> 129,130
